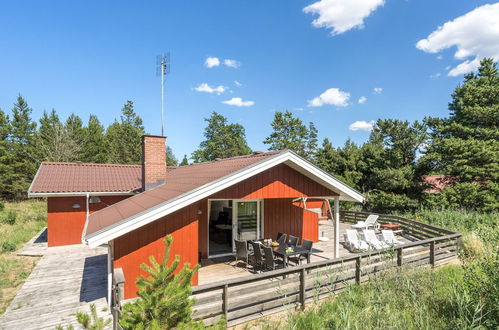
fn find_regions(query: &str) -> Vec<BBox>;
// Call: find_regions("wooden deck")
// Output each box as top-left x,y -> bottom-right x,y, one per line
0,240 -> 111,330
198,220 -> 413,285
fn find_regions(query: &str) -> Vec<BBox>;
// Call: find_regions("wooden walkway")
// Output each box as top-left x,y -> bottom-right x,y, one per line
0,243 -> 111,330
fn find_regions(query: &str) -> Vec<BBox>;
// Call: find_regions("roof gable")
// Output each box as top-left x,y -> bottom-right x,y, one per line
85,150 -> 364,247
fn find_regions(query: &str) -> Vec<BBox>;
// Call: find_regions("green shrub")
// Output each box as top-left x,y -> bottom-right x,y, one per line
0,210 -> 17,225
1,242 -> 16,253
0,202 -> 4,212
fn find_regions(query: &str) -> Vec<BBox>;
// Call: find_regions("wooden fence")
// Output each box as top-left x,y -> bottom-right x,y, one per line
191,211 -> 461,327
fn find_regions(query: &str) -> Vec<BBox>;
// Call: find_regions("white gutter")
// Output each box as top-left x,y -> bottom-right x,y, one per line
82,193 -> 90,244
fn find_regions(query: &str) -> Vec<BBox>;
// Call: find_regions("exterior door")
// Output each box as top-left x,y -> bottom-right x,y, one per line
233,201 -> 261,242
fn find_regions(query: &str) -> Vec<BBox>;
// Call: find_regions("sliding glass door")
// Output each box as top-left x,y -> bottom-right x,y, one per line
234,201 -> 259,241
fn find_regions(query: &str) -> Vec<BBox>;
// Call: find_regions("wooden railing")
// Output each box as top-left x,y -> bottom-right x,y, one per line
191,211 -> 461,326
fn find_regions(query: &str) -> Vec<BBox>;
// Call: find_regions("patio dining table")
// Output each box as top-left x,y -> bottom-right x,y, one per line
272,245 -> 311,267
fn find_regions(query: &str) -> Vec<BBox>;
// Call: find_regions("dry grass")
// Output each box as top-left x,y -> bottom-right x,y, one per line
0,199 -> 46,315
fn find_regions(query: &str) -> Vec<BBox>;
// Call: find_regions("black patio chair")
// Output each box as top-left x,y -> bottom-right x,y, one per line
262,246 -> 284,271
250,241 -> 265,272
289,239 -> 313,265
276,232 -> 287,246
288,235 -> 299,247
234,239 -> 251,268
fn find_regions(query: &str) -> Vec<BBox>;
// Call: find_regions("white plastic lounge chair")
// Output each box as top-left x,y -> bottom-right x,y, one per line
381,230 -> 404,246
363,230 -> 390,249
352,215 -> 380,230
344,229 -> 370,252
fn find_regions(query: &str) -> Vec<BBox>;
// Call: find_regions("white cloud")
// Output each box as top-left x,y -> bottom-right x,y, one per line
303,0 -> 385,35
222,97 -> 254,107
224,59 -> 241,68
349,120 -> 375,131
205,57 -> 220,68
193,83 -> 227,95
308,88 -> 350,107
416,3 -> 499,76
234,80 -> 242,87
373,87 -> 383,94
358,96 -> 367,104
430,73 -> 441,79
437,55 -> 443,60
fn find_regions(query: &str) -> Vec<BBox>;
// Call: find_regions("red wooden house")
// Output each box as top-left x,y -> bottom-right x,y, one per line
30,135 -> 363,299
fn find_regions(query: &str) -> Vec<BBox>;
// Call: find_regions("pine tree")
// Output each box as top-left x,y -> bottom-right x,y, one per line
65,113 -> 85,160
119,235 -> 200,329
305,122 -> 318,161
423,58 -> 499,211
180,155 -> 189,166
9,95 -> 37,199
0,108 -> 13,199
263,111 -> 310,158
83,115 -> 108,163
166,146 -> 178,166
106,101 -> 145,164
191,112 -> 251,162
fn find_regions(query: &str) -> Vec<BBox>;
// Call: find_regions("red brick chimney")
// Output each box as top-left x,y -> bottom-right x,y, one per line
142,135 -> 167,190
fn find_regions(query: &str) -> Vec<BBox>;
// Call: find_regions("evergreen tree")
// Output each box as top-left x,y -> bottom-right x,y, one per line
191,112 -> 251,162
423,58 -> 499,211
0,108 -> 13,199
106,101 -> 145,164
65,113 -> 85,160
119,235 -> 200,329
263,111 -> 317,159
180,155 -> 189,166
9,95 -> 37,199
166,146 -> 178,166
362,119 -> 427,212
83,115 -> 108,163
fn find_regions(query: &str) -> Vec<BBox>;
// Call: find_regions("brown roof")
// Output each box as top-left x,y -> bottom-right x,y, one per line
86,151 -> 282,236
29,162 -> 145,195
422,175 -> 454,193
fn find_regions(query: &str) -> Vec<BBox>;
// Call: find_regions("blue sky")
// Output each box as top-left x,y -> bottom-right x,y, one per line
1,1 -> 497,161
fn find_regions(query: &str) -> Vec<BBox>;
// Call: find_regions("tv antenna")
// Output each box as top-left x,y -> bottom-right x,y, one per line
156,53 -> 171,136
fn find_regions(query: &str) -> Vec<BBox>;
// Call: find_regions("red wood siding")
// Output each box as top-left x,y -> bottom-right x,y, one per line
47,195 -> 130,247
199,164 -> 333,257
211,164 -> 336,199
263,199 -> 319,243
113,203 -> 200,299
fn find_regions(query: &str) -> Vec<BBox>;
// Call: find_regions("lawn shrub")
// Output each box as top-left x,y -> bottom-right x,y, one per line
0,202 -> 4,212
1,242 -> 16,253
0,211 -> 16,225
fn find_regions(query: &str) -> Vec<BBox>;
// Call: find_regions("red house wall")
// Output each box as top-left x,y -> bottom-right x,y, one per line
198,164 -> 336,258
113,203 -> 200,300
47,195 -> 130,247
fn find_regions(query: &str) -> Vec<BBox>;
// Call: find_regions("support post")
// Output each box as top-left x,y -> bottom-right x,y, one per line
300,268 -> 306,310
222,284 -> 228,320
397,248 -> 403,267
334,196 -> 340,258
355,256 -> 361,284
430,241 -> 435,268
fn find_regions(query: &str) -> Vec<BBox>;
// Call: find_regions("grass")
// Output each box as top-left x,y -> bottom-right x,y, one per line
242,209 -> 498,330
0,199 -> 46,315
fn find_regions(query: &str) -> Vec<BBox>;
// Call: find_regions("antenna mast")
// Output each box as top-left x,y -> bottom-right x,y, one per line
156,53 -> 171,136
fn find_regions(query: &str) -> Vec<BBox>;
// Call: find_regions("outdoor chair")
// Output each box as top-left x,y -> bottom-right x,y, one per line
234,239 -> 252,268
262,246 -> 284,271
352,215 -> 380,230
289,239 -> 313,265
381,230 -> 404,246
344,229 -> 370,252
250,241 -> 265,272
276,232 -> 287,245
363,230 -> 390,249
288,235 -> 299,247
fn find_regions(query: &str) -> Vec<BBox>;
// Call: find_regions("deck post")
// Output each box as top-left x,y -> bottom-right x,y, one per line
397,248 -> 403,267
334,196 -> 340,258
222,284 -> 228,319
430,241 -> 435,268
300,268 -> 306,310
355,256 -> 361,284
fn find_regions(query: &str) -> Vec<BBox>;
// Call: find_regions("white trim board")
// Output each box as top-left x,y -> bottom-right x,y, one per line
85,150 -> 364,248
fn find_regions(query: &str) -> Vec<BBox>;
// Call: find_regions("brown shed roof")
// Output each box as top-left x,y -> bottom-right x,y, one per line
29,162 -> 145,195
85,151 -> 282,236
